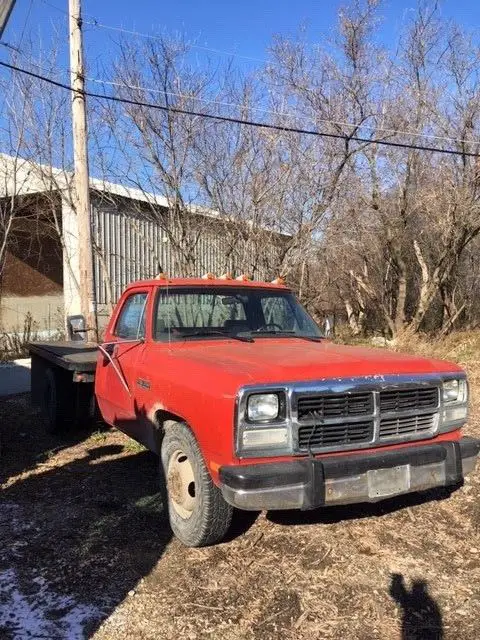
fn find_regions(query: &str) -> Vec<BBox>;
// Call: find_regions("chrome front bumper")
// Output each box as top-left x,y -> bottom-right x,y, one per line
219,437 -> 480,511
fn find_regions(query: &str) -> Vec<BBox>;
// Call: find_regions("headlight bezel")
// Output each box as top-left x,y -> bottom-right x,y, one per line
439,374 -> 469,433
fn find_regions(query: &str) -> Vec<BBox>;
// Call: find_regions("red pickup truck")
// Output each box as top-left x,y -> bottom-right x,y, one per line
30,276 -> 479,547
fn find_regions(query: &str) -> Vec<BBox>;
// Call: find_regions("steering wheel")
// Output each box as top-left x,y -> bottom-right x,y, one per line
253,322 -> 283,332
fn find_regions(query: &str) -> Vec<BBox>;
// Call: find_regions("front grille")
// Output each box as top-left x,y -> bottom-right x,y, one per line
293,383 -> 440,453
298,420 -> 374,450
297,392 -> 373,422
379,387 -> 438,413
379,412 -> 437,440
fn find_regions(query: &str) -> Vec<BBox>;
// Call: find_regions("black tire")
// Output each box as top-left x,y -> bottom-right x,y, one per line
160,422 -> 233,547
73,382 -> 95,430
40,367 -> 72,435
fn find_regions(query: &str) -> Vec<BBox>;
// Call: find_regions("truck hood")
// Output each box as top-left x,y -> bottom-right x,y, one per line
170,338 -> 462,387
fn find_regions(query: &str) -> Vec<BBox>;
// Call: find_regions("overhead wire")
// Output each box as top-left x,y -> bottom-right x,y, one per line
4,49 -> 477,148
1,59 -> 480,158
85,76 -> 480,147
84,20 -> 267,64
39,0 -> 267,63
19,0 -> 34,48
34,0 -> 480,148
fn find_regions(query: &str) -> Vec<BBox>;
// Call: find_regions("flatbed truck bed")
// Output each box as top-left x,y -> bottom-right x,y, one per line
29,341 -> 98,372
29,341 -> 98,432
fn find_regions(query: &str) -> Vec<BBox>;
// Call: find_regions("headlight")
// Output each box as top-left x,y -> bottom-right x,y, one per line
442,379 -> 467,404
247,393 -> 279,422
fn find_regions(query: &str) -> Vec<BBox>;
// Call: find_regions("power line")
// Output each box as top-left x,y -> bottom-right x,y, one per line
85,20 -> 267,63
4,46 -> 479,147
1,58 -> 480,158
86,76 -> 480,148
39,0 -> 71,17
14,54 -> 69,77
87,76 -> 308,122
33,0 -> 480,147
39,0 -> 267,63
18,0 -> 34,48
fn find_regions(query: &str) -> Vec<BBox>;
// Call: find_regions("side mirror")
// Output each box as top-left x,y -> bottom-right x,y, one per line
67,315 -> 87,342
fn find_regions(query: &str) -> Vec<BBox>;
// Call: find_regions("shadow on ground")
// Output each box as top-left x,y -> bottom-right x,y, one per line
0,396 -> 173,638
0,393 -> 100,482
266,484 -> 458,527
389,573 -> 444,640
0,395 -> 260,639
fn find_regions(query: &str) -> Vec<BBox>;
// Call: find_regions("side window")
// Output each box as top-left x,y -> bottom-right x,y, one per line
114,292 -> 148,339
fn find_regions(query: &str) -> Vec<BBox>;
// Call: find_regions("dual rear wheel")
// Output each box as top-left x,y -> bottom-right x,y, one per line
40,367 -> 94,434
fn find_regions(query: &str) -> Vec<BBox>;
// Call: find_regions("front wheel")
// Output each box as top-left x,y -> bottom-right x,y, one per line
160,422 -> 233,547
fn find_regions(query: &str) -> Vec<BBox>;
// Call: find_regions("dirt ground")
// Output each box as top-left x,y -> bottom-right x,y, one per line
2,334 -> 480,639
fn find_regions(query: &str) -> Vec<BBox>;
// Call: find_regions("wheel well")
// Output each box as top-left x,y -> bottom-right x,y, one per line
154,410 -> 185,436
153,410 -> 201,456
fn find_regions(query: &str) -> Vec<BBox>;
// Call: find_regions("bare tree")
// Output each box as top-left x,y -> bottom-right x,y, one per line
94,35 -> 220,276
317,2 -> 480,337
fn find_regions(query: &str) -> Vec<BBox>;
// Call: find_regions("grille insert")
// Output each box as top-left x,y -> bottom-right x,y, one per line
379,412 -> 437,439
294,384 -> 440,452
298,420 -> 374,450
297,392 -> 373,422
379,387 -> 438,413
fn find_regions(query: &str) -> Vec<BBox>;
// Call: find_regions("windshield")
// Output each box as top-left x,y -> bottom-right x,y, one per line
153,286 -> 322,341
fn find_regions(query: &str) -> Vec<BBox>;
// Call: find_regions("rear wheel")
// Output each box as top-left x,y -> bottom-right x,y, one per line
40,368 -> 94,435
40,368 -> 71,434
160,422 -> 233,547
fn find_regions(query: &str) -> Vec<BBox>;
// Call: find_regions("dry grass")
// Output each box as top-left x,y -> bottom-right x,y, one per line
1,333 -> 480,639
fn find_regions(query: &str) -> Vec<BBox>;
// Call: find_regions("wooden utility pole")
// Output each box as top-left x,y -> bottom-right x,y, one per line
0,0 -> 17,40
68,0 -> 98,340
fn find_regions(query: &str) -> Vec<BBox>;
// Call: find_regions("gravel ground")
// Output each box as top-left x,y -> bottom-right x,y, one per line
1,335 -> 480,639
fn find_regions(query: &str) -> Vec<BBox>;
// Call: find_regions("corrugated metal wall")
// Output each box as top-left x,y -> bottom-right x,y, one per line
91,199 -> 280,305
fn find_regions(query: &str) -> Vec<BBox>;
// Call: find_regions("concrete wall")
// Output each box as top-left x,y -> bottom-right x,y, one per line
0,295 -> 64,333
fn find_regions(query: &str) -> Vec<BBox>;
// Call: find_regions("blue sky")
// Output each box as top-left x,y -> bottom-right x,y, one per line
2,0 -> 480,78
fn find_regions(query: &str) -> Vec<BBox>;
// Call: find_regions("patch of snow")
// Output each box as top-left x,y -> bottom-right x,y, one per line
0,568 -> 101,640
0,359 -> 30,369
0,360 -> 31,395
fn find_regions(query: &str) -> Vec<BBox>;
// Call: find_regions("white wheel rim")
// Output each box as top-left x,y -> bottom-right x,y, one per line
167,449 -> 196,519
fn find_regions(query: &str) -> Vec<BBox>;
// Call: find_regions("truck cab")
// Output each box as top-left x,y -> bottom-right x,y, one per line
91,276 -> 479,546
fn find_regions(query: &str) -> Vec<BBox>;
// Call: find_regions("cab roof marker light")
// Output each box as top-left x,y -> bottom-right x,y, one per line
202,273 -> 216,280
271,276 -> 286,285
219,273 -> 233,280
155,272 -> 168,279
235,274 -> 251,281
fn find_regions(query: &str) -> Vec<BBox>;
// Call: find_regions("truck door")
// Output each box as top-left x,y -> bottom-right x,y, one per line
96,290 -> 149,426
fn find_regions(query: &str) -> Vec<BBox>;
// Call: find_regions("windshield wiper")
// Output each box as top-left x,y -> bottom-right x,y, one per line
252,330 -> 322,342
181,330 -> 254,343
